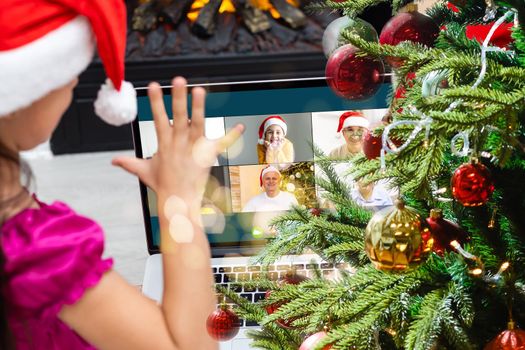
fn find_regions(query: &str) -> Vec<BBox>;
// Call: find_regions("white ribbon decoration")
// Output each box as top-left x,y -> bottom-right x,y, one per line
450,131 -> 470,157
380,109 -> 433,169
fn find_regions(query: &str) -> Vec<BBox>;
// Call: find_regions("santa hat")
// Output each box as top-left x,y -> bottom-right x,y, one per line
258,116 -> 287,145
260,165 -> 281,187
0,0 -> 136,126
337,111 -> 370,132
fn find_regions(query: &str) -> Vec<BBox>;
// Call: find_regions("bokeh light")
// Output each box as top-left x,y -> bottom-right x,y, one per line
168,214 -> 195,243
201,204 -> 226,234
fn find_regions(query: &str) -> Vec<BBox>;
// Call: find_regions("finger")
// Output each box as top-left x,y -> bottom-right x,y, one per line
190,86 -> 206,139
216,123 -> 244,153
112,156 -> 153,187
171,77 -> 189,132
148,82 -> 170,140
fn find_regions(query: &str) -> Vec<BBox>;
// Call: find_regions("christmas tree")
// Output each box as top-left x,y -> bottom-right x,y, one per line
215,0 -> 525,348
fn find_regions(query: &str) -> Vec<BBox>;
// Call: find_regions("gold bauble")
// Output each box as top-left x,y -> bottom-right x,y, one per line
364,200 -> 432,271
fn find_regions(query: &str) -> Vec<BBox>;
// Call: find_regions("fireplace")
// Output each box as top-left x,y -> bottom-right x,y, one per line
51,0 -> 390,154
126,0 -> 335,59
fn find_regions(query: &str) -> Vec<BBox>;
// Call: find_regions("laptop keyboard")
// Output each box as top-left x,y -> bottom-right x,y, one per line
212,262 -> 349,327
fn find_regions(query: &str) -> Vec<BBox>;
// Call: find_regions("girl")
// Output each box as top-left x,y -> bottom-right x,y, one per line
256,115 -> 295,165
0,1 -> 242,349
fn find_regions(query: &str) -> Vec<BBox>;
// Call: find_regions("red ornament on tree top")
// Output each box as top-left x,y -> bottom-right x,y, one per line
206,305 -> 241,341
484,321 -> 525,350
325,44 -> 385,100
379,4 -> 439,67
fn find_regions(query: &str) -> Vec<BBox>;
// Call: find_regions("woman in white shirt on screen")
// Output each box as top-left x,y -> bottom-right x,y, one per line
242,165 -> 298,212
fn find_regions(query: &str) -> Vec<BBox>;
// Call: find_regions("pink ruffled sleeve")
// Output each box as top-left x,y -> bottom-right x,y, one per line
2,201 -> 113,320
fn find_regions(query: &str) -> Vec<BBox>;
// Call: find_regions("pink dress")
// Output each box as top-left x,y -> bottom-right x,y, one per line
1,199 -> 113,349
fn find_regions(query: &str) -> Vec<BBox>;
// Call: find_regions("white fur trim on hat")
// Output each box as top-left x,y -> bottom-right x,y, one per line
94,80 -> 137,126
0,16 -> 95,117
342,116 -> 370,130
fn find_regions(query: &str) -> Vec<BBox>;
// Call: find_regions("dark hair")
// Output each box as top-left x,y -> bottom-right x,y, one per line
0,139 -> 27,350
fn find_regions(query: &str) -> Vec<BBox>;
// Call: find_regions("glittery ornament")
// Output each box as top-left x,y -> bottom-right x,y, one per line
206,306 -> 241,341
265,273 -> 308,328
299,331 -> 333,350
325,44 -> 384,100
451,159 -> 494,206
379,4 -> 439,68
484,321 -> 525,350
365,200 -> 432,271
322,16 -> 378,57
426,209 -> 469,256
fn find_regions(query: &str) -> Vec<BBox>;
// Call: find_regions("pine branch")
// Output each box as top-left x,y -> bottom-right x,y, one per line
323,241 -> 369,265
404,288 -> 446,350
320,274 -> 422,349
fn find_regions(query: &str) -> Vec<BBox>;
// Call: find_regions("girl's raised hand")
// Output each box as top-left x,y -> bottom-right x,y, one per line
112,77 -> 244,202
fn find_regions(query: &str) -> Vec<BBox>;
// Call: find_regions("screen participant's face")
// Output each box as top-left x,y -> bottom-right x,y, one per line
264,125 -> 285,144
342,126 -> 366,153
262,171 -> 281,197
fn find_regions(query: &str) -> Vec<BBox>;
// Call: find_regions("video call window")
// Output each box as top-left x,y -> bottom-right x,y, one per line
138,106 -> 396,240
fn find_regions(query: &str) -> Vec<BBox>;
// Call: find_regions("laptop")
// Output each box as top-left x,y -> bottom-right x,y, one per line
132,77 -> 390,349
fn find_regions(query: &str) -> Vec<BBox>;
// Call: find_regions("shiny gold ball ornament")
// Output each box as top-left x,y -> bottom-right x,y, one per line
365,200 -> 432,271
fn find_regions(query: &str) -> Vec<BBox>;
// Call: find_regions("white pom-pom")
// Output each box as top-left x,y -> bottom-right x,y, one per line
258,138 -> 265,145
94,79 -> 137,126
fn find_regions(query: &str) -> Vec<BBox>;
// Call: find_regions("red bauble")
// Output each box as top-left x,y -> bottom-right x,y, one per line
363,129 -> 402,160
206,306 -> 241,341
299,331 -> 333,350
325,44 -> 384,100
363,130 -> 383,160
426,209 -> 469,256
484,323 -> 525,350
379,8 -> 439,67
265,273 -> 308,328
310,208 -> 323,216
451,161 -> 494,207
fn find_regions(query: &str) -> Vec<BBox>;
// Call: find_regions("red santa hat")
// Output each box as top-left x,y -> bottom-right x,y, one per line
336,111 -> 370,132
0,0 -> 136,126
260,165 -> 281,187
258,116 -> 288,145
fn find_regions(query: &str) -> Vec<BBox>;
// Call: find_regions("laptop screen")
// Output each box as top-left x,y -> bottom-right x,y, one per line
132,78 -> 391,256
